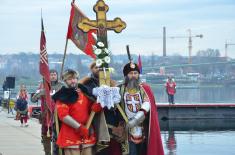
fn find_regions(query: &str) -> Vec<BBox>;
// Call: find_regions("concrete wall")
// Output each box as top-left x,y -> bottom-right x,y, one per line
157,105 -> 235,120
156,104 -> 235,131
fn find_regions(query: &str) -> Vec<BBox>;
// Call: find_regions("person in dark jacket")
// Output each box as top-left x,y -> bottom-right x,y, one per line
16,84 -> 29,127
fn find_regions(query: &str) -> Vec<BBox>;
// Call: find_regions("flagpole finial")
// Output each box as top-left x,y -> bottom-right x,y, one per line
126,45 -> 132,62
41,8 -> 42,19
41,8 -> 43,29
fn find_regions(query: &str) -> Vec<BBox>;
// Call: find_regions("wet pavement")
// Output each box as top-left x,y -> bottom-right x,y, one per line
0,107 -> 44,155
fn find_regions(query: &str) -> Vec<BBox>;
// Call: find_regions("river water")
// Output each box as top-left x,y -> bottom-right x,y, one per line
152,86 -> 235,103
154,85 -> 235,155
161,130 -> 235,155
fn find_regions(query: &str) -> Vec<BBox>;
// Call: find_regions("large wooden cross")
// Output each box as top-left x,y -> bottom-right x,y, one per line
80,0 -> 128,129
78,0 -> 126,86
78,0 -> 126,48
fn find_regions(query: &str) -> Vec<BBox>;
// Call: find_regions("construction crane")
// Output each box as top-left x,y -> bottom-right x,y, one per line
170,29 -> 203,64
225,41 -> 235,58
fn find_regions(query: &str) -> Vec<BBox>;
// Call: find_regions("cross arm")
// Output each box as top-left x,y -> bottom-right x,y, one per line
106,17 -> 126,33
78,18 -> 98,32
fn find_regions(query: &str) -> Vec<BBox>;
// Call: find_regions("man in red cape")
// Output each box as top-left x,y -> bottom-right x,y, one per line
142,82 -> 164,155
117,62 -> 164,155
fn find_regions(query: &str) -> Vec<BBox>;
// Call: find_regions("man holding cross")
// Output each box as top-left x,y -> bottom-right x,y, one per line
70,0 -> 131,154
82,62 -> 125,155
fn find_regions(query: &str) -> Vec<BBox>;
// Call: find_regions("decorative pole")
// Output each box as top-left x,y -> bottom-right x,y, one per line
78,0 -> 128,128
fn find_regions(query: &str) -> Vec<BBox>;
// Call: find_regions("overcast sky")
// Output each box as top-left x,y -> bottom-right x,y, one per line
0,0 -> 235,58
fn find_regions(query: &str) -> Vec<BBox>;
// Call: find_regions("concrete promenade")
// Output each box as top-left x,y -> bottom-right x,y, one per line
0,107 -> 44,155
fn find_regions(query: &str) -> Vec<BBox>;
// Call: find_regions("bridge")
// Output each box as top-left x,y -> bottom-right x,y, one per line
144,60 -> 235,70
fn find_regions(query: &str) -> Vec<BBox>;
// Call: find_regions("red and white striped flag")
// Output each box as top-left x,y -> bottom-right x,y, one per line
40,18 -> 52,112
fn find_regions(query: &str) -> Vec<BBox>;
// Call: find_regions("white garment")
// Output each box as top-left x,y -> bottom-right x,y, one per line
124,91 -> 143,137
92,85 -> 121,109
124,92 -> 143,119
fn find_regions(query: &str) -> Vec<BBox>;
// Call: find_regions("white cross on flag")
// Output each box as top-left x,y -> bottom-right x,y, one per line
40,18 -> 52,112
40,45 -> 48,66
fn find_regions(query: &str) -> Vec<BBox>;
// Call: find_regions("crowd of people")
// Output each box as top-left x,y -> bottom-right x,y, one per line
1,58 -> 166,155
27,60 -> 165,155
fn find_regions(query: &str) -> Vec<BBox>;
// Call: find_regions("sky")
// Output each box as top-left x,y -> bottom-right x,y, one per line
0,0 -> 235,58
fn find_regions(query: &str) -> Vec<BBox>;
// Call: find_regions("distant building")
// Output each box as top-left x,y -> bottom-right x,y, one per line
186,73 -> 200,81
0,58 -> 7,69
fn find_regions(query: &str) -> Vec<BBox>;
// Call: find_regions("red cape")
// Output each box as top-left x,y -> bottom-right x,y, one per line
141,83 -> 164,155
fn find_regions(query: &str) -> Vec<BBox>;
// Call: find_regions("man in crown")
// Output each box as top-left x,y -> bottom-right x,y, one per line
117,62 -> 164,155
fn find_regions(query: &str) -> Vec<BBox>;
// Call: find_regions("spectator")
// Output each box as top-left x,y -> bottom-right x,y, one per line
16,84 -> 29,127
165,77 -> 176,104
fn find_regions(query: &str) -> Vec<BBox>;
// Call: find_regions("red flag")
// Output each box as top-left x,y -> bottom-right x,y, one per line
40,18 -> 52,112
67,3 -> 96,58
138,54 -> 142,74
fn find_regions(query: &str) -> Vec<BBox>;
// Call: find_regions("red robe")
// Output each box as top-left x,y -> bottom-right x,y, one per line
141,83 -> 164,155
56,91 -> 96,148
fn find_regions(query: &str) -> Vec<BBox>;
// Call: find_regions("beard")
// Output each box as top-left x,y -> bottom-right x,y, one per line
125,76 -> 140,89
66,82 -> 77,88
92,72 -> 99,78
51,80 -> 58,86
70,83 -> 77,88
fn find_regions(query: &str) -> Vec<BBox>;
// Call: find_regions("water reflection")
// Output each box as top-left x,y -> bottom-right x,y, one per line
160,119 -> 235,155
162,130 -> 235,155
166,130 -> 176,155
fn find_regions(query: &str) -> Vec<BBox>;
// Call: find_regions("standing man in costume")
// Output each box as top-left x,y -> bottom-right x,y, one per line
52,69 -> 102,155
79,62 -> 100,101
31,69 -> 63,155
79,62 -> 124,155
118,61 -> 164,155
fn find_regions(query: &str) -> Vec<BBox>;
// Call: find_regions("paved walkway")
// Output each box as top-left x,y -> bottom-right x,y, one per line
0,107 -> 44,155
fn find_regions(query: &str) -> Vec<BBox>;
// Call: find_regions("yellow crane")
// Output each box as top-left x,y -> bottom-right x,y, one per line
170,29 -> 203,64
225,41 -> 235,58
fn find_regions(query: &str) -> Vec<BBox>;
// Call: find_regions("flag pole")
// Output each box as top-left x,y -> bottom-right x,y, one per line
41,8 -> 42,19
57,2 -> 75,155
60,39 -> 68,79
60,0 -> 76,79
